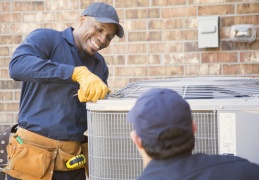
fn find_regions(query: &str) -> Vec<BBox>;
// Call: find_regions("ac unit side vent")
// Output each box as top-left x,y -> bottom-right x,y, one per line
88,110 -> 218,180
88,111 -> 142,180
192,111 -> 218,155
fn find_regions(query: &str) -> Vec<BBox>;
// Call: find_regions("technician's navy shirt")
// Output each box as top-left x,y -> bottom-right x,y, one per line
9,27 -> 109,142
138,153 -> 259,180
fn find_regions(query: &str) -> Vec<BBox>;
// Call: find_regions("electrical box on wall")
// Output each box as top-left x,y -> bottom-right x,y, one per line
198,16 -> 219,48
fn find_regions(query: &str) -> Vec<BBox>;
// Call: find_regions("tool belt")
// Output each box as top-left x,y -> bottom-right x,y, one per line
2,127 -> 88,180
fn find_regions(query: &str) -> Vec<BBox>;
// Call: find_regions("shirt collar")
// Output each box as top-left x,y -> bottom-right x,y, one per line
61,27 -> 75,46
147,152 -> 192,168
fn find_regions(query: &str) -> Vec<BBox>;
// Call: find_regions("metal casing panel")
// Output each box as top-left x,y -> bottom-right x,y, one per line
86,98 -> 259,180
217,110 -> 259,165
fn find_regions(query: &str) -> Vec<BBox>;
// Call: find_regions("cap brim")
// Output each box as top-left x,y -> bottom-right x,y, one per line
95,17 -> 124,38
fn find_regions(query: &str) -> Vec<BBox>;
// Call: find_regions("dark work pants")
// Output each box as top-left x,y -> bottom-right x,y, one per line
7,168 -> 86,180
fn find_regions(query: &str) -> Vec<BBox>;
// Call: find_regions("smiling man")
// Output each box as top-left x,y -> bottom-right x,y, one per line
5,2 -> 124,180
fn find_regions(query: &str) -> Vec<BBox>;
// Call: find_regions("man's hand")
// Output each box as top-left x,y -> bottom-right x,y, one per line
72,66 -> 109,102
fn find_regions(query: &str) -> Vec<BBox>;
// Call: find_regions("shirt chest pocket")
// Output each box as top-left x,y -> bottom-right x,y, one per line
44,84 -> 78,106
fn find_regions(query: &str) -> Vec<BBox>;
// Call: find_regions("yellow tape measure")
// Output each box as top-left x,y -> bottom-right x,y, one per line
66,154 -> 86,169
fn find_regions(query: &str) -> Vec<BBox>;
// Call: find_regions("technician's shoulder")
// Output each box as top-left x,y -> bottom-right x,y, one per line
216,156 -> 259,180
190,154 -> 259,180
30,28 -> 60,34
26,28 -> 61,40
192,153 -> 251,166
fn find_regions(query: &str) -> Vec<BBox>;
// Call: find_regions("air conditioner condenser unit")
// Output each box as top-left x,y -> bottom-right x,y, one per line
86,77 -> 259,180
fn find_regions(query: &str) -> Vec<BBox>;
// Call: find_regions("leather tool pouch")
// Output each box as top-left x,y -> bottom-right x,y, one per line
3,137 -> 54,179
1,126 -> 88,179
2,128 -> 56,180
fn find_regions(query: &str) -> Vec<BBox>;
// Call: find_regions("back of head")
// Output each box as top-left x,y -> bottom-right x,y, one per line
127,88 -> 195,160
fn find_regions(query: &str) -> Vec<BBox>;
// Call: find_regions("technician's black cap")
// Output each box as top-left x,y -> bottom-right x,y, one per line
81,2 -> 124,38
127,88 -> 193,147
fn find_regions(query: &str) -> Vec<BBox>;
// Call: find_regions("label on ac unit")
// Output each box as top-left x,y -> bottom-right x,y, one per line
218,113 -> 236,155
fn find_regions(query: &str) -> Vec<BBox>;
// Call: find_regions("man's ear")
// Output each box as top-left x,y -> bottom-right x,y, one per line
130,130 -> 143,149
79,16 -> 87,26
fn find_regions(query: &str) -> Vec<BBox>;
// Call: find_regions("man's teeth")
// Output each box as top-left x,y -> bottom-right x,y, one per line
91,39 -> 100,49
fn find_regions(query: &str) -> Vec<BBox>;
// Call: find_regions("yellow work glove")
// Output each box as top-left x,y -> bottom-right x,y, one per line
72,66 -> 109,102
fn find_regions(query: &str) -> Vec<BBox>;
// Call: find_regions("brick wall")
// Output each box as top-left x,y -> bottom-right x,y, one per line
0,0 -> 258,124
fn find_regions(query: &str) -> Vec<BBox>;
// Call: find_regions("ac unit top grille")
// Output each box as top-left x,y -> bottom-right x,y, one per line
113,77 -> 259,99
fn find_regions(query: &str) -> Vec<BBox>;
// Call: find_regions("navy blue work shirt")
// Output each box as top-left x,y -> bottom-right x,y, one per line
138,153 -> 259,180
9,27 -> 109,142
